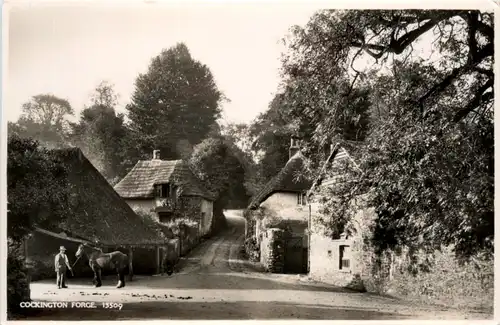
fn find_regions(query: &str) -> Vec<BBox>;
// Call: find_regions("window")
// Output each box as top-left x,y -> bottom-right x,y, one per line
297,193 -> 307,206
158,212 -> 173,223
156,184 -> 172,198
161,184 -> 170,198
339,245 -> 351,270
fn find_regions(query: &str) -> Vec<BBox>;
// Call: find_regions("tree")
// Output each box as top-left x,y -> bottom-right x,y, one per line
7,135 -> 73,316
248,93 -> 297,182
70,82 -> 128,183
189,136 -> 251,231
221,123 -> 263,196
90,80 -> 119,108
20,94 -> 74,129
283,10 -> 493,262
9,94 -> 74,148
8,135 -> 72,241
126,43 -> 225,162
221,123 -> 254,157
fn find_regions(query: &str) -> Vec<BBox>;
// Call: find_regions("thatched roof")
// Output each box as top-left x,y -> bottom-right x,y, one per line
248,152 -> 312,209
114,159 -> 215,201
48,148 -> 165,246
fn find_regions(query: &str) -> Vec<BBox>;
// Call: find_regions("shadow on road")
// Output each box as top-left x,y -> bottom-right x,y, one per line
12,300 -> 411,320
33,272 -> 356,294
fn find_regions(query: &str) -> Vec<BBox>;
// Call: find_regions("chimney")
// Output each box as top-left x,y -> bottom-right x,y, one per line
289,137 -> 301,159
153,150 -> 161,160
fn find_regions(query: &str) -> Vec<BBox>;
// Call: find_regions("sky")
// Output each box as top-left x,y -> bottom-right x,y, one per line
6,3 -> 321,125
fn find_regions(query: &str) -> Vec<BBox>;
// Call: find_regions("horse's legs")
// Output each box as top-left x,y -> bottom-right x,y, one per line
116,268 -> 125,288
93,266 -> 102,288
116,268 -> 121,288
120,269 -> 126,288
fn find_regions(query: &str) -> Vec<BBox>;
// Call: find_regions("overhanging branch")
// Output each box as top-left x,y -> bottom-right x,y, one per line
453,79 -> 494,123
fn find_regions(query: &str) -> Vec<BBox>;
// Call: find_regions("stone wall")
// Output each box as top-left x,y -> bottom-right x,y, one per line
308,195 -> 376,288
310,192 -> 493,311
260,228 -> 286,273
179,224 -> 201,256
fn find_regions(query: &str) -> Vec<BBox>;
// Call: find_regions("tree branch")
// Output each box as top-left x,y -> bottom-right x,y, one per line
474,67 -> 494,77
393,18 -> 441,54
419,41 -> 493,110
350,42 -> 386,52
466,11 -> 479,64
453,79 -> 494,123
476,18 -> 494,41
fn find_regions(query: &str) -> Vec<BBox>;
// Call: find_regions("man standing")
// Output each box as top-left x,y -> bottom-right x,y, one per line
55,246 -> 72,289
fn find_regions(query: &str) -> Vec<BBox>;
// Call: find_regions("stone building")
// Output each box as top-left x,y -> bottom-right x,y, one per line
246,138 -> 312,274
307,143 -> 375,287
114,150 -> 216,237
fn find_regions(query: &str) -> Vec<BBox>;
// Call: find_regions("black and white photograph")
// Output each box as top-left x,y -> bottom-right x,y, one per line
2,0 -> 495,321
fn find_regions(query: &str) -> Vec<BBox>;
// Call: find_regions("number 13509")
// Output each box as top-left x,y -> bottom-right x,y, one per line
102,302 -> 123,310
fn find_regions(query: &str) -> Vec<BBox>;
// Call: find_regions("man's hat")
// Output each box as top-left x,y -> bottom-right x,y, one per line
59,246 -> 66,251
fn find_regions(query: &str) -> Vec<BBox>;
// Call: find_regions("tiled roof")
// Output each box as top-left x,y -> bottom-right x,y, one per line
248,152 -> 312,209
114,159 -> 215,201
307,142 -> 362,196
48,148 -> 165,246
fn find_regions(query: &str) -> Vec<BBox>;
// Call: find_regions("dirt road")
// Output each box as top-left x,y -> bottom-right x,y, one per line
19,211 -> 490,320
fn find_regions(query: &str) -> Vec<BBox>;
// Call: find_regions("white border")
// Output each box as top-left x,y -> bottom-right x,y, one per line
1,1 -> 498,325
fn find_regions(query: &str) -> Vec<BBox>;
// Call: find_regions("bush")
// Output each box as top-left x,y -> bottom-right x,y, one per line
377,246 -> 494,312
346,274 -> 367,292
244,236 -> 260,262
27,258 -> 54,282
7,238 -> 31,318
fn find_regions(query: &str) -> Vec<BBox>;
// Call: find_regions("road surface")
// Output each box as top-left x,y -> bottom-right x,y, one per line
17,210 -> 491,320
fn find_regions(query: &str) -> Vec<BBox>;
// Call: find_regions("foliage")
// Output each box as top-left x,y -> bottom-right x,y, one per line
8,94 -> 74,148
7,238 -> 31,317
126,43 -> 225,162
89,80 -> 119,108
385,246 -> 493,312
221,123 -> 254,157
189,136 -> 250,210
135,210 -> 174,239
20,94 -> 74,129
244,236 -> 260,262
8,135 -> 72,241
70,82 -> 128,183
163,218 -> 199,236
248,93 -> 297,182
283,10 -> 493,262
221,123 -> 264,196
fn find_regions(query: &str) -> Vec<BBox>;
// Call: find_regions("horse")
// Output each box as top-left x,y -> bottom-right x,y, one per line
75,244 -> 129,288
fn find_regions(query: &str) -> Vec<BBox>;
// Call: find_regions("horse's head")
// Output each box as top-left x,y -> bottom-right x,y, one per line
75,244 -> 87,258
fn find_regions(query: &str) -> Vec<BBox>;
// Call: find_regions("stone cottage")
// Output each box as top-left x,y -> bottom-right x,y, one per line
114,150 -> 216,238
25,148 -> 168,280
307,143 -> 376,287
246,138 -> 312,274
